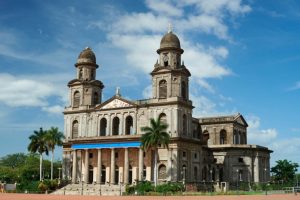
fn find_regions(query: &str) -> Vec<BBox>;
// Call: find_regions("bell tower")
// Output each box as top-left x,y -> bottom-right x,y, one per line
68,47 -> 104,109
151,29 -> 191,100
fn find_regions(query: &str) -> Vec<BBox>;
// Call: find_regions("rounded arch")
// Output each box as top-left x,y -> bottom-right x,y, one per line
181,81 -> 186,100
112,117 -> 120,135
72,120 -> 79,138
158,113 -> 167,125
158,164 -> 167,179
73,91 -> 80,107
100,118 -> 107,136
220,129 -> 227,144
182,114 -> 187,135
159,79 -> 167,98
125,115 -> 133,135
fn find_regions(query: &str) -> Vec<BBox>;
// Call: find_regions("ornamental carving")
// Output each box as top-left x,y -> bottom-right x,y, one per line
101,99 -> 131,109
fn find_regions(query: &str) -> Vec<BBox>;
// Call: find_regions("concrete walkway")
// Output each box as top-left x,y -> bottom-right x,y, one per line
0,193 -> 299,200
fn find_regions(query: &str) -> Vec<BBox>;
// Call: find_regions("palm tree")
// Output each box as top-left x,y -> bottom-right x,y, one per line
45,127 -> 65,180
28,127 -> 49,181
140,118 -> 170,187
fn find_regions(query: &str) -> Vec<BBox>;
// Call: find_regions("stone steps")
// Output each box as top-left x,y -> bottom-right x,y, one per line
52,184 -> 125,196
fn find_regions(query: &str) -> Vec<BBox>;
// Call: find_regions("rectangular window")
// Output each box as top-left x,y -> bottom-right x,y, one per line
89,153 -> 93,158
194,153 -> 197,159
182,151 -> 186,158
238,157 -> 243,163
115,152 -> 118,158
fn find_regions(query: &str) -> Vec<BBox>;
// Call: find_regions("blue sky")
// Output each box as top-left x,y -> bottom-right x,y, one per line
0,0 -> 299,167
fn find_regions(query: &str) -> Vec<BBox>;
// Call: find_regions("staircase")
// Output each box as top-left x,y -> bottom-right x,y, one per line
52,183 -> 125,196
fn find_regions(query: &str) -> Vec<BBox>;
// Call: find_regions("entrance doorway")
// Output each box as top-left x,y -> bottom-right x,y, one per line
88,165 -> 93,183
101,165 -> 106,183
129,165 -> 133,184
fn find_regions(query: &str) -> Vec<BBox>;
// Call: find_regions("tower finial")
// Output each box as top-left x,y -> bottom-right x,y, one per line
116,87 -> 121,97
168,23 -> 173,33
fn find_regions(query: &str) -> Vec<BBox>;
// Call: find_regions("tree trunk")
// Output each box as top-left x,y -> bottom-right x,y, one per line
40,153 -> 43,181
154,148 -> 158,187
51,149 -> 54,180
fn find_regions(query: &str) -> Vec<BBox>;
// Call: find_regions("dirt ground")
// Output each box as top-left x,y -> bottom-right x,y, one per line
0,193 -> 299,200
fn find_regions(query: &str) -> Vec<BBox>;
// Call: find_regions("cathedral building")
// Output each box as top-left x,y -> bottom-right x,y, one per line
62,30 -> 272,191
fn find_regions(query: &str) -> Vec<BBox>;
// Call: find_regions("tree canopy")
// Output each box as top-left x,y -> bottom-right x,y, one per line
271,159 -> 299,183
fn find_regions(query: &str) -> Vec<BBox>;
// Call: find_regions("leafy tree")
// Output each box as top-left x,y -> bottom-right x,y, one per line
271,159 -> 299,183
44,127 -> 64,180
140,118 -> 170,187
28,128 -> 49,181
0,153 -> 27,169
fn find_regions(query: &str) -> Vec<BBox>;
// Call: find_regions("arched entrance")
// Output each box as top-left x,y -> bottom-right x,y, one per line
115,165 -> 119,184
129,165 -> 133,184
101,165 -> 106,183
88,165 -> 93,183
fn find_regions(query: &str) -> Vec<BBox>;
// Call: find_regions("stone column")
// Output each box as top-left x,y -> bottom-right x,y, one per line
72,150 -> 77,183
138,148 -> 144,180
110,148 -> 115,184
167,149 -> 172,181
97,149 -> 102,184
120,114 -> 124,135
84,149 -> 89,183
124,148 -> 129,184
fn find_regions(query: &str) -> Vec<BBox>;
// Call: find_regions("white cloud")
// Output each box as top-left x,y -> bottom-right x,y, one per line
289,81 -> 300,91
180,0 -> 251,16
0,73 -> 67,109
247,115 -> 278,145
146,0 -> 183,17
190,94 -> 216,117
42,105 -> 64,115
142,85 -> 152,99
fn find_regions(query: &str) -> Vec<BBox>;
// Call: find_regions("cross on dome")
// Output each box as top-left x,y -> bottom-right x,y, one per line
168,23 -> 173,33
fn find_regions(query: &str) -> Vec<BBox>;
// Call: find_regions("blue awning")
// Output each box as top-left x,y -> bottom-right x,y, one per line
72,141 -> 141,149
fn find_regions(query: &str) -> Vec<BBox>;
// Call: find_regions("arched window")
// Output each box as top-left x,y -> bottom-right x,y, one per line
79,69 -> 83,79
159,113 -> 167,125
72,120 -> 78,138
158,164 -> 167,179
220,130 -> 227,144
73,91 -> 80,107
203,130 -> 209,144
100,118 -> 107,136
182,114 -> 187,135
181,81 -> 186,100
112,117 -> 120,135
182,165 -> 187,180
125,116 -> 133,135
194,166 -> 198,181
159,80 -> 167,98
233,130 -> 238,144
93,92 -> 99,105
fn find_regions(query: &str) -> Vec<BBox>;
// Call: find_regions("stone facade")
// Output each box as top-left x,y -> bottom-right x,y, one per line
62,31 -> 272,191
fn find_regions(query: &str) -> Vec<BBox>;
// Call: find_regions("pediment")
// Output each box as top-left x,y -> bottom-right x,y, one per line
96,96 -> 135,110
234,114 -> 248,127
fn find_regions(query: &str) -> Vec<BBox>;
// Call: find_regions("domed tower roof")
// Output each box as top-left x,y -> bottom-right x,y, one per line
160,32 -> 181,49
75,47 -> 98,67
157,31 -> 184,54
